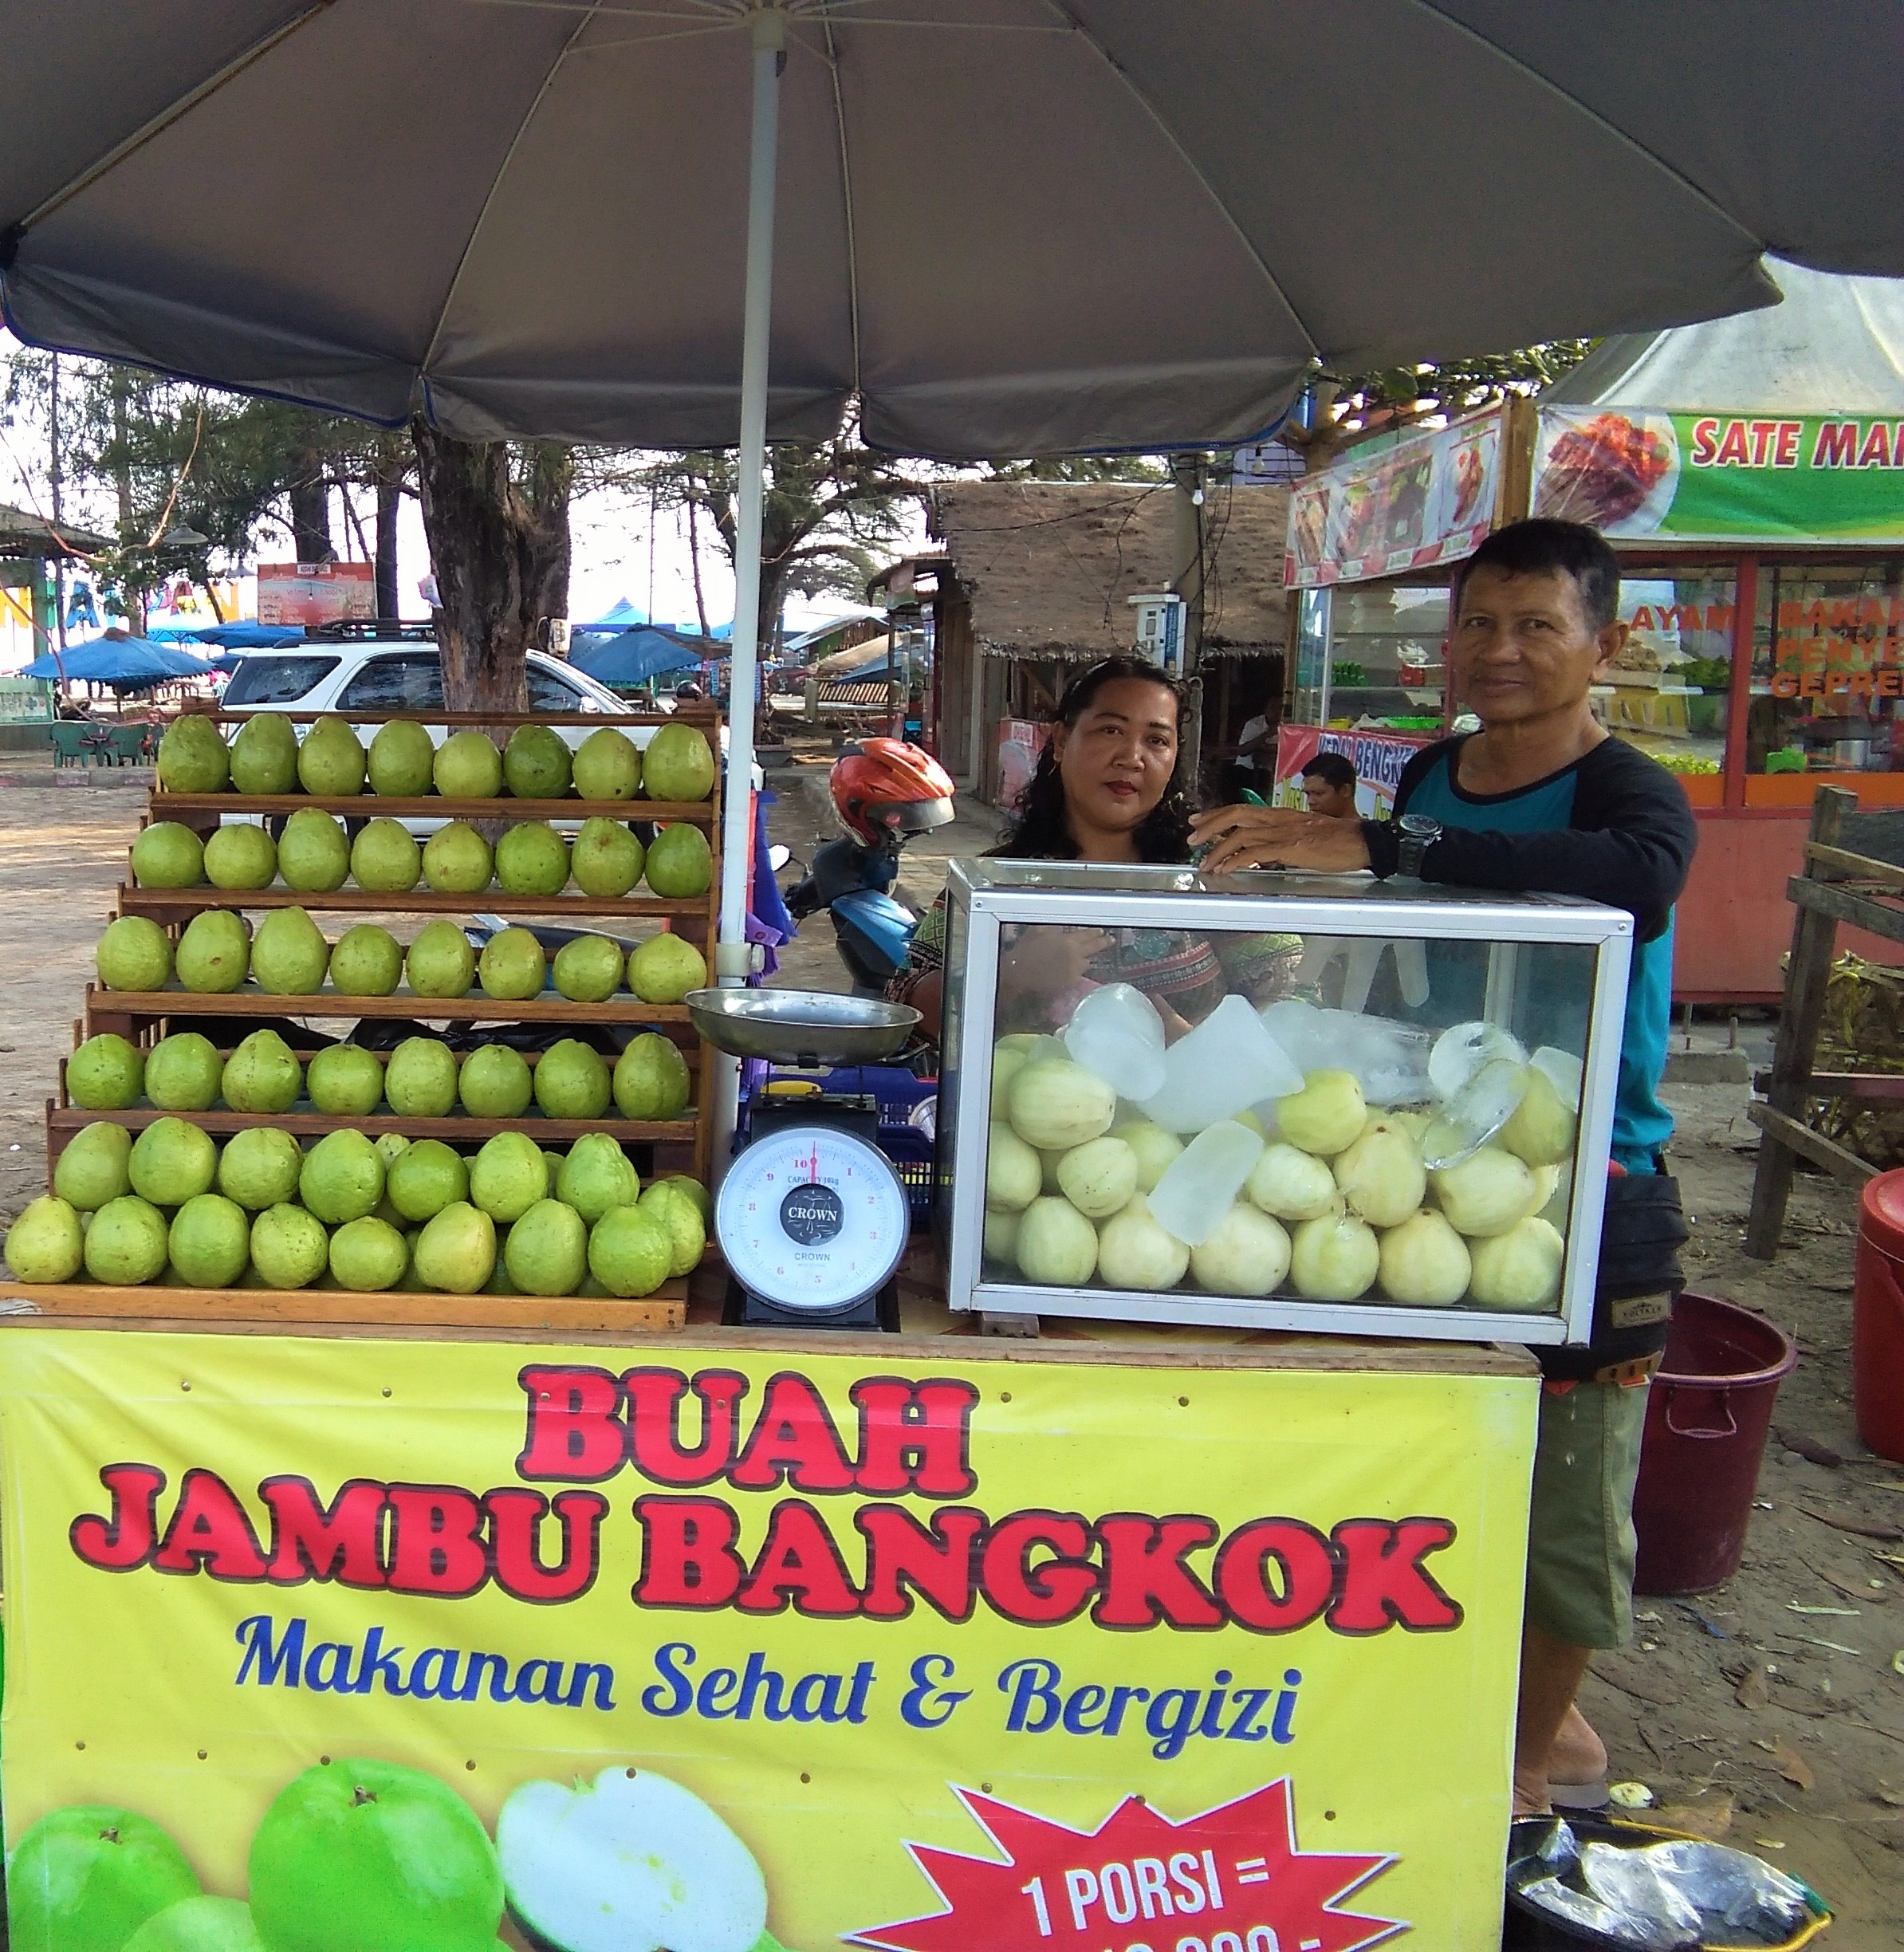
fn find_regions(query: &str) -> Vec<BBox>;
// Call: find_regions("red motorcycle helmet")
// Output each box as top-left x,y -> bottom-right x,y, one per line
830,738 -> 955,846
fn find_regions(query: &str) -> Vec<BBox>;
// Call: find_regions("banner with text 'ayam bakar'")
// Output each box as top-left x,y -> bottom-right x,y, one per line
0,1330 -> 1536,1952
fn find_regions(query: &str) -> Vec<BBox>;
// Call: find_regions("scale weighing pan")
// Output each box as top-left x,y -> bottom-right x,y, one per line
685,988 -> 919,1066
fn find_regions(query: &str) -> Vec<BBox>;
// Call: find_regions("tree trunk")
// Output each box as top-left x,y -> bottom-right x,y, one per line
410,419 -> 572,714
374,473 -> 402,620
289,446 -> 333,563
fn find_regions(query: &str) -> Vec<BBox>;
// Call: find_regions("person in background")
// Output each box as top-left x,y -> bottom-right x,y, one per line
1233,693 -> 1277,797
1300,750 -> 1361,820
1189,517 -> 1697,1821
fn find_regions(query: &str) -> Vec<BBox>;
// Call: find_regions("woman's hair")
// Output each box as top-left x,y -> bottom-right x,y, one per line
997,655 -> 1194,862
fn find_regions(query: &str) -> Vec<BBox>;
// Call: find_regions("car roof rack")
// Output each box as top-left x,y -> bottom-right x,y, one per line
305,620 -> 439,643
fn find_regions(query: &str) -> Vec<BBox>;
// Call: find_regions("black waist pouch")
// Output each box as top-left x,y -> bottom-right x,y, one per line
1536,1171 -> 1688,1383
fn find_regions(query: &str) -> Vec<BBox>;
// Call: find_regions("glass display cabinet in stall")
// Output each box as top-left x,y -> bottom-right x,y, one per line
938,861 -> 1635,1344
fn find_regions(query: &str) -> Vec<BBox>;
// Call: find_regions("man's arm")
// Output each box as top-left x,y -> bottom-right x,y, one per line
1363,742 -> 1697,939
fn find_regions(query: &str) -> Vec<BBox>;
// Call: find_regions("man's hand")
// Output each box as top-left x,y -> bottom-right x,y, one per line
1190,804 -> 1373,874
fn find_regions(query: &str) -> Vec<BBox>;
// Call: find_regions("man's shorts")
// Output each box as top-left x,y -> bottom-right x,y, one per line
1524,1376 -> 1650,1649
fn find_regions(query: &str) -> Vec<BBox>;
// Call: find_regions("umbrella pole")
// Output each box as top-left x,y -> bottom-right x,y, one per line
711,2 -> 787,1180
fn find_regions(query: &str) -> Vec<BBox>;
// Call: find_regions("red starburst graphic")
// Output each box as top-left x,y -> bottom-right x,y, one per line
851,1780 -> 1404,1952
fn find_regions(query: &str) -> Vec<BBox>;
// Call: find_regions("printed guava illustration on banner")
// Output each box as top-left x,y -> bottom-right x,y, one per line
0,1331 -> 1536,1950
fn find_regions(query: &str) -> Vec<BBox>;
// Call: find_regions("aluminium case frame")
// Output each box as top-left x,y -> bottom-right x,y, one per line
938,861 -> 1635,1344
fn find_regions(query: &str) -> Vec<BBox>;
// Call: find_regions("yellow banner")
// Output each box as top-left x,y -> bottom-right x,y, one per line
0,1329 -> 1536,1952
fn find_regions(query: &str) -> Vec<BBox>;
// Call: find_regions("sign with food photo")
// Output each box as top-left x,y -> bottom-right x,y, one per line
0,1327 -> 1533,1951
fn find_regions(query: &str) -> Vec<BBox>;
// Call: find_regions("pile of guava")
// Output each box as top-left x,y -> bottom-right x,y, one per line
11,1119 -> 701,1300
7,1759 -> 785,1952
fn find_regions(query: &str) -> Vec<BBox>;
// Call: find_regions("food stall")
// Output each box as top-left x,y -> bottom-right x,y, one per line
1277,274 -> 1904,1002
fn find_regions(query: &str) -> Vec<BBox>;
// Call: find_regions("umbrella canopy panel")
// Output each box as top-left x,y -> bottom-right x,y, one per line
571,626 -> 708,687
6,1 -> 1902,457
22,636 -> 212,685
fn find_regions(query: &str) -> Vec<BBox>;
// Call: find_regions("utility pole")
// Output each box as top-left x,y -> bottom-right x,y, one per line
1170,451 -> 1208,796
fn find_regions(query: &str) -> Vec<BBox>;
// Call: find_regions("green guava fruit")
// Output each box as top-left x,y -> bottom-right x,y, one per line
84,1195 -> 170,1285
156,714 -> 230,793
387,1139 -> 469,1222
502,724 -> 572,800
376,1132 -> 412,1171
643,823 -> 713,899
458,1045 -> 533,1119
478,927 -> 547,1002
639,1180 -> 707,1277
124,1895 -> 266,1952
433,729 -> 506,800
53,1121 -> 134,1210
222,1029 -> 304,1114
551,934 -> 625,1002
350,818 -> 422,894
6,1194 -> 85,1283
299,1128 -> 384,1224
533,1039 -> 612,1119
167,1194 -> 250,1286
230,712 -> 298,795
175,910 -> 251,994
627,933 -> 707,1005
367,719 -> 436,797
659,1174 -> 713,1225
249,1203 -> 328,1289
384,1036 -> 458,1117
612,1033 -> 691,1120
248,1757 -> 502,1952
218,1127 -> 304,1210
277,809 -> 350,892
328,923 -> 403,997
250,906 -> 331,994
96,915 -> 173,992
502,1198 -> 587,1297
129,1116 -> 218,1205
640,722 -> 716,802
407,920 -> 475,998
144,1033 -> 224,1112
570,817 -> 643,899
130,821 -> 206,889
296,715 -> 365,796
557,1132 -> 640,1224
469,1131 -> 548,1222
586,1205 -> 673,1298
328,1215 -> 408,1292
497,1767 -> 763,1952
68,1033 -> 146,1110
421,821 -> 494,894
572,726 -> 642,801
306,1044 -> 387,1118
412,1201 -> 497,1293
202,824 -> 278,891
494,822 -> 569,897
8,1804 -> 203,1952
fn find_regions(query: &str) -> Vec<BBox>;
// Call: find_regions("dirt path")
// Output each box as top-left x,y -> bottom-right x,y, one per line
2,776 -> 1900,1937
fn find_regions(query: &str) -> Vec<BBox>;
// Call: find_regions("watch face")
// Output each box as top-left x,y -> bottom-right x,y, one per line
1399,814 -> 1440,838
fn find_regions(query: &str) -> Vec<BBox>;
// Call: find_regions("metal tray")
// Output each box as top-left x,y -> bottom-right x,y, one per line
685,988 -> 920,1064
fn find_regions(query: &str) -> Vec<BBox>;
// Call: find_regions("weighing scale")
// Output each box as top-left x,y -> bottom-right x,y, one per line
686,989 -> 922,1331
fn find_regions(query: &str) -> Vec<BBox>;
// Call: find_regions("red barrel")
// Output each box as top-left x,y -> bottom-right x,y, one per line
1632,1291 -> 1797,1596
1855,1169 -> 1904,1462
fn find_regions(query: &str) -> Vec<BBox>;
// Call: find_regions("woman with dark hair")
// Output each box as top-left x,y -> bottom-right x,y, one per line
891,657 -> 1298,1044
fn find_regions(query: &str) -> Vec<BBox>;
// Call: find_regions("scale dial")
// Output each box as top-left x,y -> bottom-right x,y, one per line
717,1122 -> 910,1314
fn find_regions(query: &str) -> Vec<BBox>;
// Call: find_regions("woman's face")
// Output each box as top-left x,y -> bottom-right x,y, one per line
1052,676 -> 1180,841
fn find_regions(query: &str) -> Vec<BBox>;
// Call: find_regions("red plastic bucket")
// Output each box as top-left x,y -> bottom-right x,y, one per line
1632,1291 -> 1797,1596
1854,1168 -> 1904,1462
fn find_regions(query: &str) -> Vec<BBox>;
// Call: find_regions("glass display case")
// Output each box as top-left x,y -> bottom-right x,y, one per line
939,860 -> 1635,1344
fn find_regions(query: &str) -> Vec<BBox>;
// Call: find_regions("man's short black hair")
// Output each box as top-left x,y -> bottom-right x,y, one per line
1453,517 -> 1621,630
1301,751 -> 1357,791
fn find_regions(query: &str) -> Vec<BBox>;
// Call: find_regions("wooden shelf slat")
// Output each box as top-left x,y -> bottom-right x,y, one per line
184,706 -> 714,730
47,1105 -> 695,1145
82,985 -> 691,1025
119,886 -> 707,919
0,1279 -> 686,1332
148,793 -> 717,823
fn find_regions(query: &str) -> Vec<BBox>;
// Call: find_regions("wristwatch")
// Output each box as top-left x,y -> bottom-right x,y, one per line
1395,813 -> 1443,879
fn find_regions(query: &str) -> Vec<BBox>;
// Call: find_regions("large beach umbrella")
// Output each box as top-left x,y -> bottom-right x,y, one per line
22,636 -> 213,687
3,2 -> 1900,1038
572,626 -> 709,687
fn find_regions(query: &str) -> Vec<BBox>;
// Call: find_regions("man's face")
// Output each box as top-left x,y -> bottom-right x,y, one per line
1450,565 -> 1626,726
1303,774 -> 1355,819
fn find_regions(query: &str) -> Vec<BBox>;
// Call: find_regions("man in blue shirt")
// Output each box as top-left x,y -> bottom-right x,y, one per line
1194,519 -> 1697,1818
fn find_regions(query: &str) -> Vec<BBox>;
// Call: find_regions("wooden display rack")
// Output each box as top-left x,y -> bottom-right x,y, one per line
34,704 -> 722,1332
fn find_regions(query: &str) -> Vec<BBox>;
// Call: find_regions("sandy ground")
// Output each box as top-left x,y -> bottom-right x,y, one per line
4,768 -> 1902,1941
